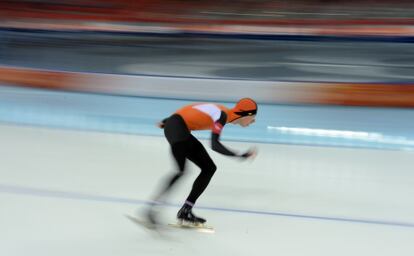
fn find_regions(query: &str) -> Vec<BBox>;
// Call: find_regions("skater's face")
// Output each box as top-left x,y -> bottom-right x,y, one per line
232,115 -> 256,127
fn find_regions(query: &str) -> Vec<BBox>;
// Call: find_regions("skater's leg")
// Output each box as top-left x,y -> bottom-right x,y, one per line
185,136 -> 217,205
177,136 -> 216,224
146,140 -> 190,225
152,140 -> 189,202
146,114 -> 192,225
155,114 -> 192,200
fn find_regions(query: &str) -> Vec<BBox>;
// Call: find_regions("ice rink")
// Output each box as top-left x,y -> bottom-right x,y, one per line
1,119 -> 414,256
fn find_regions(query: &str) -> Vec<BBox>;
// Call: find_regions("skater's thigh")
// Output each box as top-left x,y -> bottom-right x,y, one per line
171,140 -> 191,171
187,136 -> 216,170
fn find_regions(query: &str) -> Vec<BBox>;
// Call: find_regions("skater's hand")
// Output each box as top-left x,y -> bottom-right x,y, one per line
240,147 -> 257,160
157,122 -> 165,129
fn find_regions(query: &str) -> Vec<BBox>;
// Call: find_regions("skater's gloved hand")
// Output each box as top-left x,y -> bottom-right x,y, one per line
157,122 -> 165,129
240,147 -> 257,160
157,118 -> 168,129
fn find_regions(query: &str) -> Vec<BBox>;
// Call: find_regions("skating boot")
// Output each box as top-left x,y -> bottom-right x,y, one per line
177,204 -> 206,225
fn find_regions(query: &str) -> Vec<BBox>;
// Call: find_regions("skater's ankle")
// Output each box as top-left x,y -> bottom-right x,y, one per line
183,200 -> 194,208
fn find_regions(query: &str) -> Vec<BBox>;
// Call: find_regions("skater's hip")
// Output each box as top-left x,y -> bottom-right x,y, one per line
164,114 -> 191,144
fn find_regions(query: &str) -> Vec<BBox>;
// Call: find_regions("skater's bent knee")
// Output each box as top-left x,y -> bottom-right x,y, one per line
211,164 -> 217,173
204,163 -> 216,175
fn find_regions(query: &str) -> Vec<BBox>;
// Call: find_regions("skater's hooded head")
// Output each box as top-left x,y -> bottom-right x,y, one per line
228,98 -> 257,127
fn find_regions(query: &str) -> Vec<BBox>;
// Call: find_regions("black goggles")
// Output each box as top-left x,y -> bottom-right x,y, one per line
234,109 -> 257,117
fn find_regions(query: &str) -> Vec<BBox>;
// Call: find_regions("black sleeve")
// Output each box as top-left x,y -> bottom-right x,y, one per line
211,111 -> 239,157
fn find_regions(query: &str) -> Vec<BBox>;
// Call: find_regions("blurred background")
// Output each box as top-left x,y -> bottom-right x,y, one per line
0,1 -> 414,256
1,0 -> 414,147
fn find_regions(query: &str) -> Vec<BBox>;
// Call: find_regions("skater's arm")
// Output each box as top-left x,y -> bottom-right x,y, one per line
211,112 -> 245,157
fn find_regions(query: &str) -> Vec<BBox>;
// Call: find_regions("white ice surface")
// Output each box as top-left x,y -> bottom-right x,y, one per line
0,124 -> 413,256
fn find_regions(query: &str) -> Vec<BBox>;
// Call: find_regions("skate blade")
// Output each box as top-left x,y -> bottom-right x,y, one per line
168,221 -> 215,234
125,214 -> 157,230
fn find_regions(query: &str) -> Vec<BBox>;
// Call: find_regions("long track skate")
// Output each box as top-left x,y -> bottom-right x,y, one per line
168,219 -> 215,233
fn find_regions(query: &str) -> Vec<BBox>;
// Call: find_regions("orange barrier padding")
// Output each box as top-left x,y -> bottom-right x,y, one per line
314,83 -> 414,107
0,67 -> 86,90
1,66 -> 414,108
